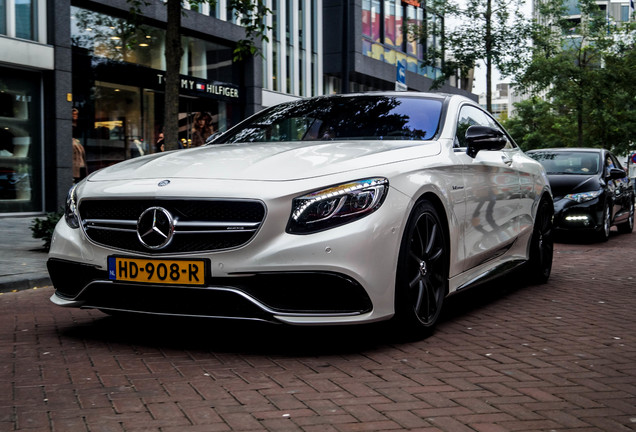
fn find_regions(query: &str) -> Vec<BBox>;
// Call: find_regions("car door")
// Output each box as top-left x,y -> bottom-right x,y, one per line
606,152 -> 630,221
453,105 -> 521,272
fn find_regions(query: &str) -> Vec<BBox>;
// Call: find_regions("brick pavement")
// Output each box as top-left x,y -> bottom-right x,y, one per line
0,232 -> 635,431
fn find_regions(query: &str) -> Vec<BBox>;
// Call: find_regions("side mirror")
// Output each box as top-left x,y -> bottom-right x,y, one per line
608,167 -> 627,180
465,125 -> 507,158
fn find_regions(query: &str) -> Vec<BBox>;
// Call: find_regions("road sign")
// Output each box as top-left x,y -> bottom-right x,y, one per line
395,60 -> 407,91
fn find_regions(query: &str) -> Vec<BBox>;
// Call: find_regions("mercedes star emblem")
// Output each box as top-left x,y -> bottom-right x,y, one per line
137,207 -> 174,249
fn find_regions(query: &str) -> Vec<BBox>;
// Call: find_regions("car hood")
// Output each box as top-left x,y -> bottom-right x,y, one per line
87,140 -> 440,182
548,174 -> 600,198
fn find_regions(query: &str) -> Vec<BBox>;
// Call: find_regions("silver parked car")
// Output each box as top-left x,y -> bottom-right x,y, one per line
48,92 -> 553,337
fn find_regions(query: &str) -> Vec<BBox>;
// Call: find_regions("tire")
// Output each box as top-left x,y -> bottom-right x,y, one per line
394,200 -> 448,338
616,202 -> 634,234
596,204 -> 611,242
527,198 -> 554,284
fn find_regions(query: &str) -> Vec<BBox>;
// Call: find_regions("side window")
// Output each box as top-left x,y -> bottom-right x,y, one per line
606,153 -> 628,185
454,105 -> 514,149
455,106 -> 483,148
605,154 -> 615,176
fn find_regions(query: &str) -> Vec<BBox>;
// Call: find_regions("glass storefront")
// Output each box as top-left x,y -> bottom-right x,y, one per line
71,6 -> 242,175
0,66 -> 43,213
362,0 -> 442,78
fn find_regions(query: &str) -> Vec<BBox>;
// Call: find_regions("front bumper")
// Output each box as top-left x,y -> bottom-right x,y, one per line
48,258 -> 372,323
553,197 -> 604,232
47,186 -> 410,325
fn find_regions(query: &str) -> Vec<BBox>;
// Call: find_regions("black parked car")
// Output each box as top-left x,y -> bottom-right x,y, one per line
527,148 -> 634,242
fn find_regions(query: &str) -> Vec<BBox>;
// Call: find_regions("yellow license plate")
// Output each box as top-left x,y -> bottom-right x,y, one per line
108,257 -> 206,285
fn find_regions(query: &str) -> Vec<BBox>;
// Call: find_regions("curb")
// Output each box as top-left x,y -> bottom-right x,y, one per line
0,274 -> 52,294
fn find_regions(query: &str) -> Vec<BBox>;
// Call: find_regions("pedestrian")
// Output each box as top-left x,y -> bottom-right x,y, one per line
155,132 -> 165,153
72,108 -> 88,182
72,137 -> 87,183
191,112 -> 213,147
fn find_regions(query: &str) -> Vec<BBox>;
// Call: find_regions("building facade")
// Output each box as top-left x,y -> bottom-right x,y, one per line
479,83 -> 510,120
0,0 -> 474,216
0,0 -> 52,215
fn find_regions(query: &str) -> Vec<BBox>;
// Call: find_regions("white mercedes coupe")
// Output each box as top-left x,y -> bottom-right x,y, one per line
48,92 -> 553,337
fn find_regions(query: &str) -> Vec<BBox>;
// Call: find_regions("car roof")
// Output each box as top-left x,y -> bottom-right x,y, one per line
313,91 -> 471,104
527,148 -> 605,154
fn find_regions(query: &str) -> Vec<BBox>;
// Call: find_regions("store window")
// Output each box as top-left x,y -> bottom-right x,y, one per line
71,6 -> 241,173
0,66 -> 42,213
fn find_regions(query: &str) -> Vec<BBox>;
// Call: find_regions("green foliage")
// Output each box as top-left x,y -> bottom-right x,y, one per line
30,211 -> 63,251
413,0 -> 532,112
511,0 -> 636,154
503,97 -> 570,151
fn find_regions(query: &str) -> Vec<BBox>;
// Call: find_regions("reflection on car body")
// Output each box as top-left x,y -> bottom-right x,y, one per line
527,148 -> 635,242
48,92 -> 553,338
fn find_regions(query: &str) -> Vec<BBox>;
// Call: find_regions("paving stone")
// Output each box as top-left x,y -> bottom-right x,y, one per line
1,226 -> 635,431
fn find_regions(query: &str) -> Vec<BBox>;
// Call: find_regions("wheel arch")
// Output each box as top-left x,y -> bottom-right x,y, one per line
537,190 -> 554,216
411,191 -> 452,291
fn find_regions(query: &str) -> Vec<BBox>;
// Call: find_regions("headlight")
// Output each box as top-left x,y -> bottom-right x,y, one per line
287,178 -> 389,234
65,183 -> 80,229
564,190 -> 602,203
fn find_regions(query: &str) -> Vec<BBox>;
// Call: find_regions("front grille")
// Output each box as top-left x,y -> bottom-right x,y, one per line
79,199 -> 266,254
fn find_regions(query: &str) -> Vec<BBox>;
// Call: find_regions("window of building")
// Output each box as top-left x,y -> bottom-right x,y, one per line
384,0 -> 396,47
311,0 -> 319,95
298,0 -> 305,96
262,0 -> 321,98
362,0 -> 381,41
286,0 -> 293,93
362,1 -> 441,79
620,5 -> 629,21
271,0 -> 280,91
0,0 -> 6,35
1,0 -> 44,41
564,0 -> 581,16
71,7 -> 234,82
15,0 -> 37,40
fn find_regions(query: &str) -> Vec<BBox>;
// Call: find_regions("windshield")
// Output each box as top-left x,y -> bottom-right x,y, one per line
529,151 -> 601,175
214,95 -> 443,144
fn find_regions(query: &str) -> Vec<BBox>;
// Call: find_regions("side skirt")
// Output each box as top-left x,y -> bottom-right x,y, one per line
451,259 -> 527,293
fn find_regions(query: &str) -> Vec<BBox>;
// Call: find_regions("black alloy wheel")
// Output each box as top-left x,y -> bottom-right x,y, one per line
395,200 -> 448,337
617,201 -> 634,234
527,198 -> 554,284
596,203 -> 611,242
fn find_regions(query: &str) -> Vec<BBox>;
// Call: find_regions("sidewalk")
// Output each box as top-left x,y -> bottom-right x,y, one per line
0,216 -> 51,292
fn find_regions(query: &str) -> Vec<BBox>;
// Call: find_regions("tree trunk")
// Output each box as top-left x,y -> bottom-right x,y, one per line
485,0 -> 493,113
164,0 -> 183,151
577,98 -> 584,147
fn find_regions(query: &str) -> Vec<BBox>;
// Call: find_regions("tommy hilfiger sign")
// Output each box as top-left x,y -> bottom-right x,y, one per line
156,74 -> 240,100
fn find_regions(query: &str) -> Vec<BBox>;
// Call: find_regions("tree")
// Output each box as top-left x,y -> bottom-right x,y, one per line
513,0 -> 636,153
129,0 -> 270,151
502,97 -> 571,151
412,0 -> 531,113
